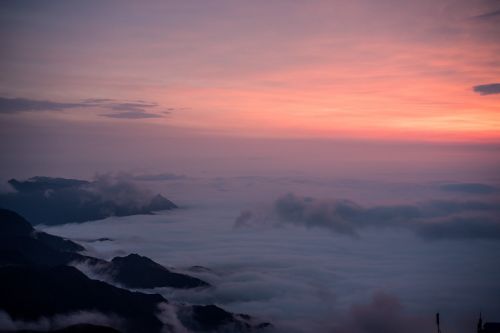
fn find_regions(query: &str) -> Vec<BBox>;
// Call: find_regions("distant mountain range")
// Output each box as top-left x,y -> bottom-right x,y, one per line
0,208 -> 272,333
0,176 -> 177,225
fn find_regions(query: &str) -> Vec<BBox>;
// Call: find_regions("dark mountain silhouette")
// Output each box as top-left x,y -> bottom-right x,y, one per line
106,253 -> 210,289
0,176 -> 177,225
0,209 -> 271,332
179,305 -> 273,332
0,209 -> 208,289
8,177 -> 90,192
0,209 -> 87,266
0,208 -> 34,235
4,324 -> 120,333
34,231 -> 86,253
147,194 -> 177,212
0,265 -> 165,333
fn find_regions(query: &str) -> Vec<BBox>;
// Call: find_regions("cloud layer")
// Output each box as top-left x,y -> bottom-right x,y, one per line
41,195 -> 500,333
235,193 -> 500,240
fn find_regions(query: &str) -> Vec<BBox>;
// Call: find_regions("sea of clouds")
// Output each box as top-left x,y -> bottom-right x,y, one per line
40,175 -> 500,333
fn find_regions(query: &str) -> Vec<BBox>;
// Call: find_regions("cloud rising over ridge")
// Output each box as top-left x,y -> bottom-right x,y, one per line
235,193 -> 500,240
0,174 -> 177,225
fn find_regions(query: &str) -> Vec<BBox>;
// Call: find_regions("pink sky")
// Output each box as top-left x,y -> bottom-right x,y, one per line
1,1 -> 499,142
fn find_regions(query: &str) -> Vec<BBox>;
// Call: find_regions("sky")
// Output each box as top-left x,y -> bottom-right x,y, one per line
1,1 -> 500,181
1,0 -> 499,147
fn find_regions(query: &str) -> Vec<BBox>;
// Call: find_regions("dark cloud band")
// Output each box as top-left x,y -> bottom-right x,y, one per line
101,111 -> 163,119
0,96 -> 167,119
473,83 -> 500,95
0,97 -> 90,113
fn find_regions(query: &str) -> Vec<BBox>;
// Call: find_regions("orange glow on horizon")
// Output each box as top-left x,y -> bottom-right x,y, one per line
2,1 -> 499,143
144,36 -> 500,142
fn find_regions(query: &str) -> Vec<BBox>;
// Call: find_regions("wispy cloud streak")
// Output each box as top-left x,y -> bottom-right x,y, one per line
0,96 -> 167,119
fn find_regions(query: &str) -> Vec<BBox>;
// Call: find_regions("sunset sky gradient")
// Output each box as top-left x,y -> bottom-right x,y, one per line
1,0 -> 499,142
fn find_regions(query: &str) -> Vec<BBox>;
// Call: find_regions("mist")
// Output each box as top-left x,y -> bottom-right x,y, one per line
39,175 -> 500,333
